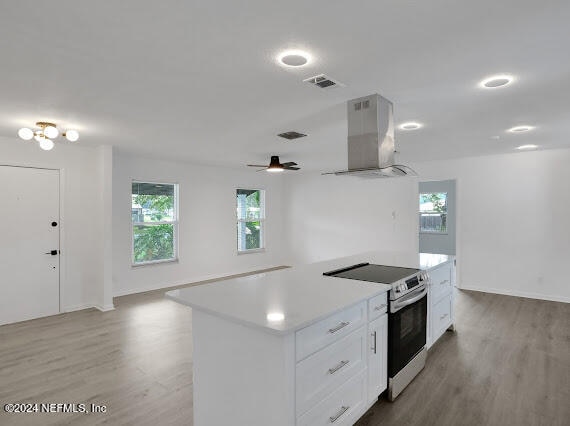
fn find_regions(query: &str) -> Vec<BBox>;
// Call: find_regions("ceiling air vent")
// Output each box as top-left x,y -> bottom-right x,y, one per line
277,131 -> 307,140
303,74 -> 344,89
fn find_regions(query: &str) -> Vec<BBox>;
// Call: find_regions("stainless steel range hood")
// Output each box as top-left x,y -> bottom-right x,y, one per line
324,94 -> 417,178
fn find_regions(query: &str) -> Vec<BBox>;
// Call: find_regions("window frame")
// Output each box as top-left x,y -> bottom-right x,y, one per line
418,191 -> 448,235
131,180 -> 179,267
236,188 -> 266,254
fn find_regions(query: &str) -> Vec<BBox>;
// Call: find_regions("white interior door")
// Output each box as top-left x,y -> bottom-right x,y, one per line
0,166 -> 60,325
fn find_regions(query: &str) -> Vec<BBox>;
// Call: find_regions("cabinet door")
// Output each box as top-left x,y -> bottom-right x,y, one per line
431,293 -> 452,345
367,314 -> 387,404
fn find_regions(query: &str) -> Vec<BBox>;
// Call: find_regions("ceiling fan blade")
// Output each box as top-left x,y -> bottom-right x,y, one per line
281,162 -> 297,167
284,166 -> 300,170
247,164 -> 269,168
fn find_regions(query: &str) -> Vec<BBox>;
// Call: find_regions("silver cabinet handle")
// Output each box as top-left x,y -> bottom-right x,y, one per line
440,279 -> 449,285
328,321 -> 349,334
328,360 -> 349,375
374,304 -> 387,311
330,406 -> 350,423
371,331 -> 377,354
440,313 -> 448,320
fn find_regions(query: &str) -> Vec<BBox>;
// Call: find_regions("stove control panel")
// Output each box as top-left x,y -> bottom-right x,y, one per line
391,271 -> 429,299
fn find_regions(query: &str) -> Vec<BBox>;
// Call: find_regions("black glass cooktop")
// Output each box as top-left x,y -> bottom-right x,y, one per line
323,263 -> 420,284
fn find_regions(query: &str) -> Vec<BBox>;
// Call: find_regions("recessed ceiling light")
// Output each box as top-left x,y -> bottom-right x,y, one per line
507,125 -> 535,133
277,50 -> 311,67
517,144 -> 538,150
398,122 -> 423,130
267,312 -> 285,322
479,74 -> 515,89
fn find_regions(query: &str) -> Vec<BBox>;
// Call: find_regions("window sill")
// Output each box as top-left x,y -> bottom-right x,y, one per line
132,258 -> 179,268
237,248 -> 266,255
419,231 -> 449,235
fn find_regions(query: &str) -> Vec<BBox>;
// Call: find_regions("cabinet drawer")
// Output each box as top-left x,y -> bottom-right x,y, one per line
297,371 -> 366,426
432,292 -> 452,343
429,263 -> 452,303
296,326 -> 366,416
296,301 -> 366,361
368,292 -> 388,320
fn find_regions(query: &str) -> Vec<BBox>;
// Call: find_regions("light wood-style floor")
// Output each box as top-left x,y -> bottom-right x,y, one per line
1,282 -> 569,426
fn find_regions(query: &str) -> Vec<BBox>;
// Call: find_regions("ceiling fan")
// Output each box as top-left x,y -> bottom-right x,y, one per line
247,155 -> 300,172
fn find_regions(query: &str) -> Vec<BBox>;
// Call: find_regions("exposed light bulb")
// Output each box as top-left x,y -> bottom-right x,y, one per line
18,127 -> 34,140
34,133 -> 44,143
39,138 -> 54,151
44,125 -> 59,139
65,129 -> 79,142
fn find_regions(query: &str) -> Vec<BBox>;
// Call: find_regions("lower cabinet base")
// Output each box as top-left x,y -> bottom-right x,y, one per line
387,347 -> 427,401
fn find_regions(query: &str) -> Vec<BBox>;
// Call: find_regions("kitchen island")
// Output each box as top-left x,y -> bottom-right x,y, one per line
166,251 -> 453,426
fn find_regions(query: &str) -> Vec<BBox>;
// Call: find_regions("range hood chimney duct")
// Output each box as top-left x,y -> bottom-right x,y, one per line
324,94 -> 417,178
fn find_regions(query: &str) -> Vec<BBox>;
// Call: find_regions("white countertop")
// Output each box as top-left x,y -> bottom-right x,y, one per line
165,251 -> 453,335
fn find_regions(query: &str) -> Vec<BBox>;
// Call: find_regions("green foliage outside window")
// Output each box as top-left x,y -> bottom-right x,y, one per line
133,224 -> 174,262
237,189 -> 264,251
132,182 -> 177,263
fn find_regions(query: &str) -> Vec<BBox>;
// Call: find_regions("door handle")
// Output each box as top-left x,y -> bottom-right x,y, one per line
45,250 -> 58,256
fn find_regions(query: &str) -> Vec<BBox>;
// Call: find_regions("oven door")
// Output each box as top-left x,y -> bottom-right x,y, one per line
388,288 -> 427,378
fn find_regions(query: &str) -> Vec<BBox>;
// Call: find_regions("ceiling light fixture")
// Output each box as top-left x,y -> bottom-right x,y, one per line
18,122 -> 80,150
516,144 -> 538,150
266,312 -> 285,322
398,122 -> 423,130
507,125 -> 534,133
277,50 -> 311,67
479,74 -> 515,89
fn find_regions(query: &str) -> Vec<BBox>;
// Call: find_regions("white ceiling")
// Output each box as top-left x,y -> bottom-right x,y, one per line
1,1 -> 569,171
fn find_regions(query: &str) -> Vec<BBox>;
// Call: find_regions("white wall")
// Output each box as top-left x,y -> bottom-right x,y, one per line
282,173 -> 418,265
112,152 -> 286,296
282,148 -> 570,303
412,149 -> 570,303
0,136 -> 108,311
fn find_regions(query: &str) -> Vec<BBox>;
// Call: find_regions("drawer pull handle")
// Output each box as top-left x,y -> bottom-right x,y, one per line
440,313 -> 448,320
329,406 -> 350,423
374,304 -> 387,311
371,331 -> 377,354
328,321 -> 349,334
440,279 -> 449,285
328,360 -> 349,375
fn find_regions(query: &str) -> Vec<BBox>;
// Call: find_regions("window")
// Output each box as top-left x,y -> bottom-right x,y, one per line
236,189 -> 265,253
132,181 -> 178,265
419,192 -> 448,234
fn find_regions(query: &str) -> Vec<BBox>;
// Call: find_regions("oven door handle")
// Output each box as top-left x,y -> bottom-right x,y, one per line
391,287 -> 427,313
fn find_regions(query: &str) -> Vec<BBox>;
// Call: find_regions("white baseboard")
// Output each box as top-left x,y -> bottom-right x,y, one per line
95,304 -> 116,312
113,266 -> 287,297
459,284 -> 570,304
62,303 -> 95,313
62,303 -> 116,313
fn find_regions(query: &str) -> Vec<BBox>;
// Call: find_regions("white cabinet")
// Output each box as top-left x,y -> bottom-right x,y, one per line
296,326 -> 367,416
427,259 -> 455,348
368,292 -> 388,321
297,371 -> 367,426
367,314 -> 387,404
296,301 -> 367,361
295,295 -> 388,425
432,293 -> 453,341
